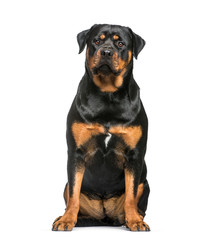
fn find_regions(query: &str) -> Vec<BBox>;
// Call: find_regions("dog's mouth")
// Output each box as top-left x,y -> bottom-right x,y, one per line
97,64 -> 113,74
94,61 -> 119,75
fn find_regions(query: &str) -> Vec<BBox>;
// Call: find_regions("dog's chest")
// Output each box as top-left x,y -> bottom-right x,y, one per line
104,132 -> 112,148
71,122 -> 142,151
71,122 -> 142,194
77,89 -> 141,125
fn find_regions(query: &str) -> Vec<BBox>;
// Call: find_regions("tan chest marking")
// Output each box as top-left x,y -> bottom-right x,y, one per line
72,122 -> 142,149
109,125 -> 142,149
72,122 -> 105,147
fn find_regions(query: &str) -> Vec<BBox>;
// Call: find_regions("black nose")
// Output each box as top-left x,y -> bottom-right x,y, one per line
101,49 -> 113,57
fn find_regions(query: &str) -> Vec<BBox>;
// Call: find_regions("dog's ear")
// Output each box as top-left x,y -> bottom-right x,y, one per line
128,28 -> 145,59
77,25 -> 97,54
77,29 -> 90,54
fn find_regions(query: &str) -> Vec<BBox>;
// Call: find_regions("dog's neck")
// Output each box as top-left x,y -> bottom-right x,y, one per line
76,63 -> 140,124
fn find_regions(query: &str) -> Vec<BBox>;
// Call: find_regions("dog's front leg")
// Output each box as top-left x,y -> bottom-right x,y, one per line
124,169 -> 150,231
124,147 -> 150,232
52,162 -> 84,231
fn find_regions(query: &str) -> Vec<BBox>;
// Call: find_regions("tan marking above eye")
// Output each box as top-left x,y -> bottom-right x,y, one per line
113,35 -> 119,40
100,34 -> 106,40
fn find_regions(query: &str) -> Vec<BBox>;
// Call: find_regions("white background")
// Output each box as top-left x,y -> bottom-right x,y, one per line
0,0 -> 211,239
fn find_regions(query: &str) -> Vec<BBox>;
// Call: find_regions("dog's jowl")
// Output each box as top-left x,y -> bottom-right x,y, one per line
52,24 -> 150,231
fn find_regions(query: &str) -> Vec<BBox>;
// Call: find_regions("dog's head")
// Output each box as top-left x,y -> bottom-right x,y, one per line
77,24 -> 145,92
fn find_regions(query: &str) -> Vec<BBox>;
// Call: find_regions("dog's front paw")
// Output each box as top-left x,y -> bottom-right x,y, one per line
52,214 -> 77,231
125,215 -> 150,231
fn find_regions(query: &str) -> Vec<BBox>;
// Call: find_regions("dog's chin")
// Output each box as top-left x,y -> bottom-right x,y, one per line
98,64 -> 112,74
95,64 -> 116,75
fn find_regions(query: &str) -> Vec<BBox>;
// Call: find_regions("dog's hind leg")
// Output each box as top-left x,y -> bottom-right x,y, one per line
137,180 -> 150,218
63,183 -> 111,227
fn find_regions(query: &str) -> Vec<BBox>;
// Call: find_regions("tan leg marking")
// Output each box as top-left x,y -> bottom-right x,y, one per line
124,170 -> 150,231
114,141 -> 126,169
61,178 -> 149,230
79,193 -> 105,219
52,170 -> 84,231
83,138 -> 98,163
103,194 -> 125,224
64,183 -> 69,205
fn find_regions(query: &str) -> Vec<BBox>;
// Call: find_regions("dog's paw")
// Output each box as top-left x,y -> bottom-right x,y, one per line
52,215 -> 77,231
125,217 -> 150,231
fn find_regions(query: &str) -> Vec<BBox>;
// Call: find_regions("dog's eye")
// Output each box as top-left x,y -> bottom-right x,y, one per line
95,40 -> 100,45
118,42 -> 124,47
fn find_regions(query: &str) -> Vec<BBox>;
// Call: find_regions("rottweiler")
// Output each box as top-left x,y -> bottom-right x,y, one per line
52,24 -> 150,231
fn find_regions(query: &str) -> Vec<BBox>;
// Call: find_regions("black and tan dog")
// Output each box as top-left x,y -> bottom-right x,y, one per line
52,24 -> 150,231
